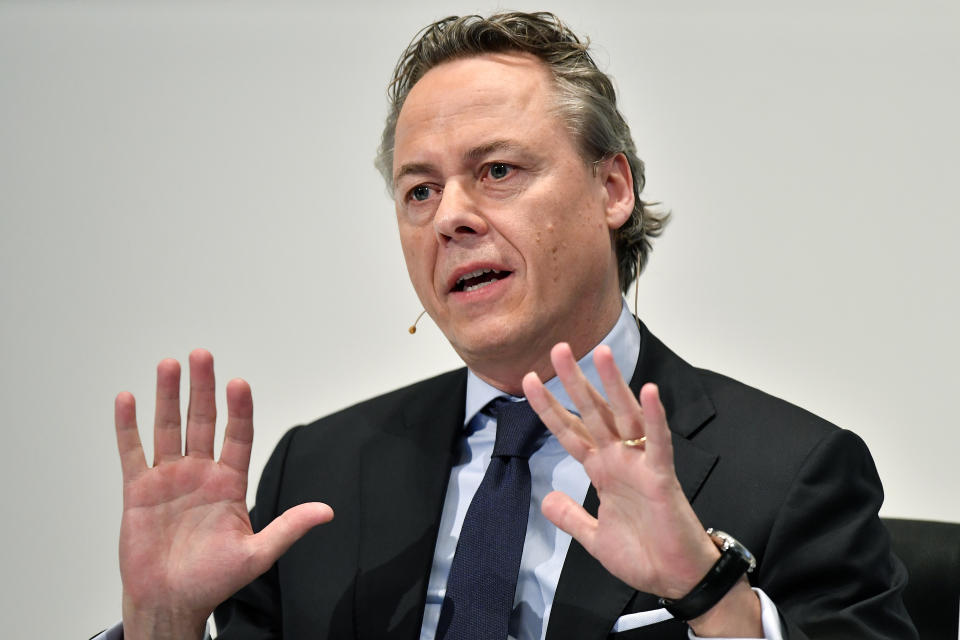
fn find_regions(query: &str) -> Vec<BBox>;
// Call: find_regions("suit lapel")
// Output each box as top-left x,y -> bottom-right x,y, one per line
546,321 -> 719,639
355,371 -> 467,640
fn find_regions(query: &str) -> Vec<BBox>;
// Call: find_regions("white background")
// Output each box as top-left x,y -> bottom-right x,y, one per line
1,1 -> 957,636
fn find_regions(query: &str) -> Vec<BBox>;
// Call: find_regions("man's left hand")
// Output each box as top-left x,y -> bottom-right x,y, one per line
522,343 -> 762,637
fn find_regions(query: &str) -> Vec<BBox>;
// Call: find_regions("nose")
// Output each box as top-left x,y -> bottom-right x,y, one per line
433,179 -> 488,244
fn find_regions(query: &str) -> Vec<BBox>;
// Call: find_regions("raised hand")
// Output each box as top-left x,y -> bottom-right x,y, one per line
114,350 -> 333,640
522,343 -> 761,636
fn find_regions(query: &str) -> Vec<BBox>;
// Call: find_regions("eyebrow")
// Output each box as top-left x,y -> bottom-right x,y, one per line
463,139 -> 525,163
393,139 -> 528,189
393,162 -> 435,189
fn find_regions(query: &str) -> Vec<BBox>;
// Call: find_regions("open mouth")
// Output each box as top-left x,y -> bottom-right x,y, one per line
452,268 -> 511,293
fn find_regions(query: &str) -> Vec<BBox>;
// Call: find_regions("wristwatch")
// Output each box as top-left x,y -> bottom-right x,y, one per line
659,529 -> 757,621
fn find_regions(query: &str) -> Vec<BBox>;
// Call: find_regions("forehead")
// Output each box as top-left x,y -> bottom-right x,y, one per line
393,53 -> 568,171
408,50 -> 553,101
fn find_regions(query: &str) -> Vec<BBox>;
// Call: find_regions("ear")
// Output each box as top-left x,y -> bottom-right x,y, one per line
599,153 -> 635,230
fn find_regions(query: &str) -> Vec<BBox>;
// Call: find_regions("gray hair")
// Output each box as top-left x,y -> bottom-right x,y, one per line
375,12 -> 668,292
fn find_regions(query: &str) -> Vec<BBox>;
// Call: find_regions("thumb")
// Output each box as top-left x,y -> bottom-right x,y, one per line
247,502 -> 334,576
542,490 -> 597,552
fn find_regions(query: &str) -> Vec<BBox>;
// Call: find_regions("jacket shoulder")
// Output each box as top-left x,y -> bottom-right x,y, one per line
693,366 -> 839,446
280,367 -> 467,453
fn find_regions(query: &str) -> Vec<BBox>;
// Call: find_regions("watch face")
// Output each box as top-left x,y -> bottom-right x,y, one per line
708,529 -> 757,572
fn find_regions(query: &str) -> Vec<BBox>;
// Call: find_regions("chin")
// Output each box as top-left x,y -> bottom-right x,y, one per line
447,319 -> 544,369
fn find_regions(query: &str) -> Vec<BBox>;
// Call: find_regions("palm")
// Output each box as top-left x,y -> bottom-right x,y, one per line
581,440 -> 708,597
119,456 -> 255,609
523,343 -> 718,600
114,350 -> 333,638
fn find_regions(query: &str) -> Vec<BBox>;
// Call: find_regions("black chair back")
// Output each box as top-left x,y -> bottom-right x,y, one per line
882,517 -> 960,640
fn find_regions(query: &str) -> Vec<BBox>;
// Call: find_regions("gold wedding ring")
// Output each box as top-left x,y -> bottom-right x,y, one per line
622,436 -> 646,448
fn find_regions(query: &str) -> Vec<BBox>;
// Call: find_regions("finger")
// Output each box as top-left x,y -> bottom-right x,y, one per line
114,392 -> 147,482
522,371 -> 591,461
551,343 -> 619,445
638,383 -> 674,469
153,358 -> 183,464
219,378 -> 254,475
247,502 -> 334,577
185,349 -> 217,458
594,346 -> 646,441
541,490 -> 598,552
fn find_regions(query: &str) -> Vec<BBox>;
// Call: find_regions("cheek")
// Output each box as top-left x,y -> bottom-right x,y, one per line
398,220 -> 422,259
539,212 -> 609,285
540,224 -> 562,283
399,236 -> 417,265
399,229 -> 435,286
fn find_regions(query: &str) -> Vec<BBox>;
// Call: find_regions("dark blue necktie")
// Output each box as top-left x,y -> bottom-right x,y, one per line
437,398 -> 547,640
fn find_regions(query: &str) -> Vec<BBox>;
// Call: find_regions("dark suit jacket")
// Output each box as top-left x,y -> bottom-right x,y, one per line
214,321 -> 916,639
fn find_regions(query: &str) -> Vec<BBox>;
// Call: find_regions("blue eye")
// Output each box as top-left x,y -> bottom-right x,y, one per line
489,163 -> 511,180
410,185 -> 432,201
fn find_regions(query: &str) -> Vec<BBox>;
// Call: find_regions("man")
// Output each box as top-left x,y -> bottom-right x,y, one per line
108,12 -> 916,640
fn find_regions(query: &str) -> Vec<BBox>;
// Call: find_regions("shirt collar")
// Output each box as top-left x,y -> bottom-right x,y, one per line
464,300 -> 641,428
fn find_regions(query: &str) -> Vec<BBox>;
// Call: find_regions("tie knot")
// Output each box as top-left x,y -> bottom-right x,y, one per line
489,398 -> 547,459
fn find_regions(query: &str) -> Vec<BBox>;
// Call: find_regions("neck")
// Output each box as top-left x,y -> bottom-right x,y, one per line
464,295 -> 624,396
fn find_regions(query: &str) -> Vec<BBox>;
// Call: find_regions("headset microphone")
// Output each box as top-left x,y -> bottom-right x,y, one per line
408,309 -> 427,334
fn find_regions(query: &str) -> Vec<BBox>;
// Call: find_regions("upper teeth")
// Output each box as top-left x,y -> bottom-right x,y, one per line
457,268 -> 500,284
457,268 -> 502,292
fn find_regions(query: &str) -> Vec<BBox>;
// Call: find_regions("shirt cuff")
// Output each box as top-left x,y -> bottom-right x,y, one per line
687,588 -> 784,640
91,620 -> 212,640
90,622 -> 123,640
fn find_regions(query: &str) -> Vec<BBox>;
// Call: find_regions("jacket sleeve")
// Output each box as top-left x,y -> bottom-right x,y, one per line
212,427 -> 300,639
759,429 -> 917,639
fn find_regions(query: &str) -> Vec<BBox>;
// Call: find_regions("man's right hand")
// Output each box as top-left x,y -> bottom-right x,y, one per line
114,349 -> 334,640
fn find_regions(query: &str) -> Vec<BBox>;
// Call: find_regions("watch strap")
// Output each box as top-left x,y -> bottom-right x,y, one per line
658,530 -> 755,621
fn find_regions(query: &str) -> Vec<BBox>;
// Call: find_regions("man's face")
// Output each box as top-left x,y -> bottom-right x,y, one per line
392,53 -> 632,385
